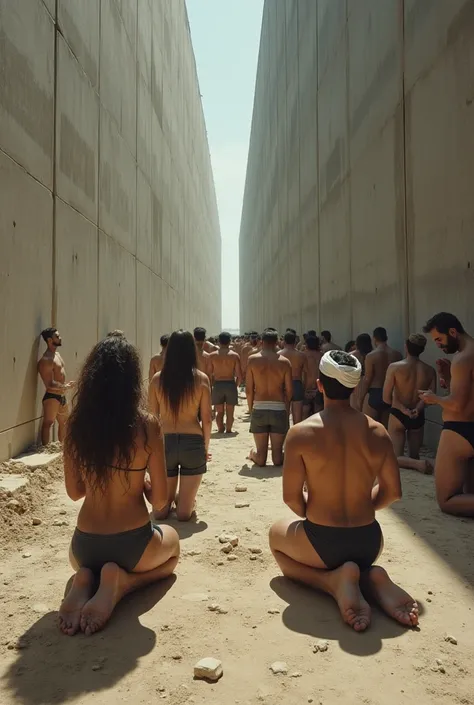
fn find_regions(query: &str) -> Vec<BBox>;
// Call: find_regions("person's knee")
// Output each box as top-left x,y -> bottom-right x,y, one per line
268,519 -> 286,551
161,525 -> 180,556
176,510 -> 193,522
42,418 -> 55,429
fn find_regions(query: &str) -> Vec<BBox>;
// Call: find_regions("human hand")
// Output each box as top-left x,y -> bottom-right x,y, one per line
436,358 -> 451,388
66,381 -> 76,390
418,390 -> 437,405
206,452 -> 212,462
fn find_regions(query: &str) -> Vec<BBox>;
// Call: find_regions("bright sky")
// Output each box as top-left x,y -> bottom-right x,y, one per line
186,0 -> 264,331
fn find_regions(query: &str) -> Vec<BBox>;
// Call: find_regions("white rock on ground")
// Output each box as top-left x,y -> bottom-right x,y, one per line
235,485 -> 248,492
270,661 -> 288,675
235,502 -> 250,508
445,635 -> 458,645
194,657 -> 223,681
220,543 -> 233,554
313,640 -> 329,653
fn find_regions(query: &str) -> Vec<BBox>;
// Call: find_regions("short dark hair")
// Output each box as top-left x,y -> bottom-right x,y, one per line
306,335 -> 320,351
108,329 -> 125,338
262,329 -> 278,344
319,351 -> 357,400
356,333 -> 373,356
160,334 -> 169,348
423,312 -> 465,335
344,340 -> 356,353
307,330 -> 317,337
193,327 -> 206,342
284,331 -> 296,345
406,339 -> 424,357
219,331 -> 231,345
373,327 -> 388,343
321,330 -> 331,342
286,328 -> 297,336
41,327 -> 57,343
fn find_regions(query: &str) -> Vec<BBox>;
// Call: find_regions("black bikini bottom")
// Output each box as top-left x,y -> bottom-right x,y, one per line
443,421 -> 474,451
390,407 -> 425,431
71,523 -> 159,574
303,520 -> 382,571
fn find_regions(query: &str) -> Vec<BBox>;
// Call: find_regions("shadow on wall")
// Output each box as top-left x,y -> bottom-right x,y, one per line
11,335 -> 42,454
2,576 -> 176,704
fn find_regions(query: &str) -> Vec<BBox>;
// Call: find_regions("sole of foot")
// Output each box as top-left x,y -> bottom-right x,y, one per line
367,566 -> 419,627
333,562 -> 371,632
80,563 -> 124,636
58,567 -> 95,636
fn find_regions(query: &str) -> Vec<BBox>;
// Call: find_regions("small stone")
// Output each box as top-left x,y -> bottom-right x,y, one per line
6,499 -> 23,514
436,658 -> 443,666
270,661 -> 288,675
235,485 -> 248,492
428,590 -> 433,595
249,556 -> 257,561
445,634 -> 457,645
313,640 -> 329,653
217,607 -> 228,614
426,598 -> 432,603
157,686 -> 166,693
217,561 -> 224,566
249,547 -> 262,555
32,603 -> 48,614
172,654 -> 182,660
91,664 -> 102,671
268,608 -> 280,615
194,657 -> 223,681
208,604 -> 219,612
291,671 -> 302,678
235,502 -> 250,508
227,555 -> 238,561
161,624 -> 170,631
22,552 -> 32,559
245,527 -> 252,532
219,534 -> 239,547
32,518 -> 42,526
307,699 -> 313,704
186,550 -> 201,556
438,666 -> 446,674
221,543 -> 233,554
59,510 -> 67,515
52,520 -> 68,527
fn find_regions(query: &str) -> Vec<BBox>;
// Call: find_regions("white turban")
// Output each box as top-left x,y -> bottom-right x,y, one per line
319,351 -> 361,389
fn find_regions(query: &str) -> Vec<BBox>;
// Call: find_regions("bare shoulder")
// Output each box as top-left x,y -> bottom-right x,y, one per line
365,415 -> 391,441
279,355 -> 292,368
196,369 -> 210,386
230,350 -> 240,358
143,412 -> 162,442
150,370 -> 161,385
366,349 -> 378,360
208,350 -> 218,358
286,417 -> 321,444
387,360 -> 402,372
247,352 -> 260,363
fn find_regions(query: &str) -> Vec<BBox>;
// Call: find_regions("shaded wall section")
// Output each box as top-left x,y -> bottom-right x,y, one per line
0,0 -> 221,460
240,0 -> 474,446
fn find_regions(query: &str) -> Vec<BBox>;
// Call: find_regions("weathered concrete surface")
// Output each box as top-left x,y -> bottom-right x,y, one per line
240,0 -> 474,447
11,452 -> 61,470
0,0 -> 221,460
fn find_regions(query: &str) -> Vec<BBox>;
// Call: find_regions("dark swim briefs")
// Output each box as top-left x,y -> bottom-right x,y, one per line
43,391 -> 66,406
390,407 -> 425,431
292,379 -> 305,402
71,522 -> 159,574
368,387 -> 390,412
250,409 -> 289,435
303,519 -> 382,571
212,380 -> 238,406
303,388 -> 324,411
443,421 -> 474,451
164,433 -> 207,477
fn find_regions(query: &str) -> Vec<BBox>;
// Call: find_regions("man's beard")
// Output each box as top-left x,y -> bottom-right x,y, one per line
54,341 -> 62,348
442,334 -> 459,354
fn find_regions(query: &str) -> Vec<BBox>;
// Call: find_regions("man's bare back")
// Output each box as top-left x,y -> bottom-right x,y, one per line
149,352 -> 164,379
304,349 -> 323,389
386,358 -> 435,413
247,350 -> 292,406
209,348 -> 242,382
365,345 -> 402,389
279,347 -> 307,380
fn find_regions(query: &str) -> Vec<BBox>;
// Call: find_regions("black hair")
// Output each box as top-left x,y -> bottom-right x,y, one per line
160,334 -> 169,348
284,331 -> 296,345
193,327 -> 206,342
406,339 -> 425,357
344,340 -> 356,353
319,351 -> 357,400
219,331 -> 231,345
159,330 -> 197,419
321,330 -> 331,342
308,329 -> 317,337
107,329 -> 125,338
373,327 -> 388,343
286,328 -> 297,336
356,333 -> 373,357
262,329 -> 279,344
306,335 -> 320,351
423,312 -> 465,335
65,336 -> 147,494
41,327 -> 57,343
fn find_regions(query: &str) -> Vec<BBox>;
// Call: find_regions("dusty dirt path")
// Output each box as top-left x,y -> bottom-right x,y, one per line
0,403 -> 473,705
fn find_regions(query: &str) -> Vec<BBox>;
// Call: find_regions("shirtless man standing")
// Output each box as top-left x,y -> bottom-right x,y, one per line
246,329 -> 293,467
193,327 -> 211,377
420,312 -> 474,517
208,332 -> 242,433
362,327 -> 402,426
320,331 -> 341,353
269,350 -> 418,632
303,335 -> 324,419
383,334 -> 436,474
37,328 -> 75,445
279,331 -> 308,425
149,334 -> 169,379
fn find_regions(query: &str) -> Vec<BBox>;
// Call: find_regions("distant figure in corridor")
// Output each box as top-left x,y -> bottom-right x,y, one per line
320,330 -> 341,353
208,332 -> 242,433
38,328 -> 75,446
269,350 -> 419,632
149,334 -> 169,379
279,330 -> 308,425
350,333 -> 373,412
59,334 -> 179,636
149,330 -> 212,520
362,327 -> 402,426
383,334 -> 436,474
193,327 -> 211,377
302,335 -> 324,419
420,313 -> 474,517
246,329 -> 292,466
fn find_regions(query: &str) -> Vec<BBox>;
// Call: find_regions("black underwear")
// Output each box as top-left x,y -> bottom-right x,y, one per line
71,522 -> 158,574
390,407 -> 425,431
443,421 -> 474,451
43,391 -> 66,406
303,520 -> 382,571
368,388 -> 390,413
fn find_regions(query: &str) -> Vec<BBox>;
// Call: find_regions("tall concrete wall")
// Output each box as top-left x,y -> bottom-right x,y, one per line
240,0 -> 474,445
0,0 -> 221,460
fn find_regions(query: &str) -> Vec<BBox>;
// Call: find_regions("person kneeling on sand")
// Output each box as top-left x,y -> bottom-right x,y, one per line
59,334 -> 180,637
269,350 -> 419,632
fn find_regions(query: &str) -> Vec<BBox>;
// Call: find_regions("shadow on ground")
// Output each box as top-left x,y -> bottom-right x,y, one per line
270,576 -> 423,657
210,431 -> 239,439
154,516 -> 208,540
239,463 -> 282,480
2,576 -> 176,705
391,469 -> 474,587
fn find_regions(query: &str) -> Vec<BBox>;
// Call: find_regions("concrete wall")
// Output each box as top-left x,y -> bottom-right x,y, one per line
0,0 -> 221,460
240,0 -> 474,445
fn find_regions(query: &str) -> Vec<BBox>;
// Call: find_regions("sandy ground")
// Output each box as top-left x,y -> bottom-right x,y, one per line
0,402 -> 473,705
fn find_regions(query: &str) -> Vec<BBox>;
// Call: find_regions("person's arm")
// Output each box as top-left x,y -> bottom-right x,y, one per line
372,435 -> 402,510
246,361 -> 255,411
199,376 -> 212,458
145,416 -> 168,511
63,447 -> 86,501
282,427 -> 307,517
436,358 -> 451,389
234,354 -> 243,387
148,376 -> 160,417
382,364 -> 395,407
148,357 -> 156,383
419,360 -> 470,413
38,358 -> 71,391
358,354 -> 374,404
284,362 -> 293,412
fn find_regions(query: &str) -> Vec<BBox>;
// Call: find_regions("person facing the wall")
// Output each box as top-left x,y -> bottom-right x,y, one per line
37,327 -> 75,446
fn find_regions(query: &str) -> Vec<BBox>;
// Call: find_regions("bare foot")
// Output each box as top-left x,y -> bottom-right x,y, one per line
80,563 -> 127,636
366,566 -> 419,627
58,568 -> 95,636
331,562 -> 371,632
421,459 -> 434,475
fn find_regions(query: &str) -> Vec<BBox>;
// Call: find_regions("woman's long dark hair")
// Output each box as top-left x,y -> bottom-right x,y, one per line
159,330 -> 197,419
356,333 -> 373,357
65,335 -> 146,492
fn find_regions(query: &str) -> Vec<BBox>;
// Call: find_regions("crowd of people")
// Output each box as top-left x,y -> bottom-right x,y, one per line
35,311 -> 474,637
